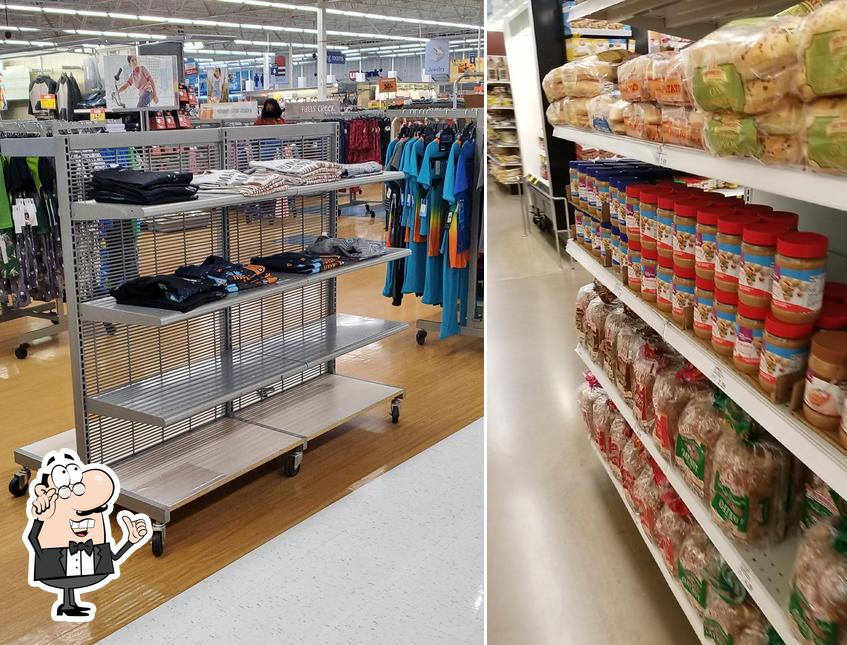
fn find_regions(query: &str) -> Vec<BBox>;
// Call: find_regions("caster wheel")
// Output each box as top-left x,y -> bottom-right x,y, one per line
104,322 -> 117,336
14,344 -> 29,360
284,450 -> 302,477
152,531 -> 164,557
416,330 -> 427,346
391,403 -> 400,424
51,319 -> 60,325
8,470 -> 29,497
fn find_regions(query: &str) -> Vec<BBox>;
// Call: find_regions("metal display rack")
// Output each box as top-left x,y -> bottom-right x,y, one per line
386,108 -> 484,344
7,124 -> 410,556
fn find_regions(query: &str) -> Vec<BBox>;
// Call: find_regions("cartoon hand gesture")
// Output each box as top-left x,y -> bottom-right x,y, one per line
121,513 -> 149,544
32,486 -> 57,520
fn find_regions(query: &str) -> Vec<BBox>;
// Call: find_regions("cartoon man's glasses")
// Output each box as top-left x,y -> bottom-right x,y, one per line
51,464 -> 85,499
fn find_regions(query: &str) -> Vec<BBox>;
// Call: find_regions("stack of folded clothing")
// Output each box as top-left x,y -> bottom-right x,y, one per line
175,255 -> 278,291
306,236 -> 386,260
110,275 -> 226,312
341,161 -> 383,178
251,252 -> 345,274
249,158 -> 344,185
89,167 -> 198,205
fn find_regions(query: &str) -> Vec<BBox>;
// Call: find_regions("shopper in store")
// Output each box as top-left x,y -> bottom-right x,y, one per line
116,55 -> 158,108
254,98 -> 288,125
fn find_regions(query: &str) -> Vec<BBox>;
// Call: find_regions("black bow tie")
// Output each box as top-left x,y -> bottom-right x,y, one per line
68,539 -> 93,556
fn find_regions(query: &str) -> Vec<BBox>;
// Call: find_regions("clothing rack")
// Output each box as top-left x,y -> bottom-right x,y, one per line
385,107 -> 484,344
9,125 -> 410,556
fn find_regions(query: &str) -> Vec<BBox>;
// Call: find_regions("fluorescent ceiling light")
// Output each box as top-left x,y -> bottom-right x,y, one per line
234,39 -> 319,49
62,29 -> 167,41
216,0 -> 318,11
326,8 -> 480,30
329,31 -> 425,42
0,39 -> 56,46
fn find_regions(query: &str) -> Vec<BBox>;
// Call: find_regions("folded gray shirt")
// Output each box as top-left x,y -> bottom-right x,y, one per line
306,236 -> 386,260
341,161 -> 383,178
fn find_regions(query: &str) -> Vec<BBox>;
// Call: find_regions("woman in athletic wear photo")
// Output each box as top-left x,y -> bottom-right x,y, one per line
118,55 -> 158,108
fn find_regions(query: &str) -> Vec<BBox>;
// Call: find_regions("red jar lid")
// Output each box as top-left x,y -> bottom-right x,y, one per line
767,211 -> 799,231
657,194 -> 678,210
765,313 -> 814,339
629,239 -> 642,252
825,282 -> 847,303
776,232 -> 828,259
642,247 -> 658,260
745,203 -> 774,214
738,302 -> 769,320
640,187 -> 659,205
695,276 -> 714,291
675,197 -> 713,218
815,302 -> 847,330
626,183 -> 652,198
674,263 -> 696,279
658,254 -> 674,268
718,213 -> 757,236
715,287 -> 738,305
697,205 -> 734,226
742,223 -> 780,247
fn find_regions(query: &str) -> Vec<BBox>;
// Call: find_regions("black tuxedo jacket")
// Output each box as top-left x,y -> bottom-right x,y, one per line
27,519 -> 132,581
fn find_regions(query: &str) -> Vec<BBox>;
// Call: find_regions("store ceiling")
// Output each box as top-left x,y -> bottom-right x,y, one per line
0,0 -> 483,58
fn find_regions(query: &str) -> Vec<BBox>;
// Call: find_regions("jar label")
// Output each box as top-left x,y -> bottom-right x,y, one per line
715,242 -> 742,282
674,222 -> 697,260
734,324 -> 764,366
656,215 -> 674,250
804,371 -> 847,419
657,273 -> 673,304
772,265 -> 826,316
625,203 -> 640,232
739,251 -> 775,300
759,341 -> 808,385
712,307 -> 737,348
641,212 -> 657,241
672,282 -> 695,317
696,231 -> 717,271
642,263 -> 657,295
628,257 -> 642,286
694,296 -> 713,332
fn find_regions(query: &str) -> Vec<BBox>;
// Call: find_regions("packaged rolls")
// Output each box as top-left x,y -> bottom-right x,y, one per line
656,50 -> 692,106
797,0 -> 847,100
803,97 -> 847,174
624,102 -> 662,141
546,97 -> 590,128
703,113 -> 761,158
588,91 -> 629,135
661,106 -> 706,148
541,49 -> 634,102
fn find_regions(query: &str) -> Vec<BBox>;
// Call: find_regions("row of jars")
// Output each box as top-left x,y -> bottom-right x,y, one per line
571,166 -> 847,440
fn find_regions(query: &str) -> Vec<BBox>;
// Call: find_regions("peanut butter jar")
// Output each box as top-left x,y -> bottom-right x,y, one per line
696,204 -> 732,282
804,331 -> 847,434
734,302 -> 768,375
693,276 -> 714,340
758,315 -> 813,396
639,186 -> 659,252
715,213 -> 757,294
771,232 -> 828,325
657,255 -> 674,313
711,288 -> 738,356
738,222 -> 783,309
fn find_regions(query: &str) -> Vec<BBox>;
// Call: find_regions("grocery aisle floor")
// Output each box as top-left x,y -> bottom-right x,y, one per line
103,419 -> 483,644
486,186 -> 697,644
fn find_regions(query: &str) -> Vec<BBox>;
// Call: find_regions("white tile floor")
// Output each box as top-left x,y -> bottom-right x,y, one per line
103,419 -> 483,645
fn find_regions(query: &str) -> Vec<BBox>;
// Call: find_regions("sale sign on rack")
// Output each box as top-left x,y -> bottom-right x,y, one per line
379,78 -> 397,93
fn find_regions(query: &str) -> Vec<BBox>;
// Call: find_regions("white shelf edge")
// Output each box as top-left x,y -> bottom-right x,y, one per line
553,125 -> 847,212
576,344 -> 799,645
565,0 -> 626,20
567,241 -> 847,507
566,27 -> 633,37
588,441 -> 708,645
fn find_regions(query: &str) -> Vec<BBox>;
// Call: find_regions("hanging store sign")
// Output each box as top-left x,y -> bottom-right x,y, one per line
424,39 -> 450,78
184,58 -> 198,77
199,101 -> 258,121
284,99 -> 342,119
379,78 -> 397,93
327,50 -> 346,64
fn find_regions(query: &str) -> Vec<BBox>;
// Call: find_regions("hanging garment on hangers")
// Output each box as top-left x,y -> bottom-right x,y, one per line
400,136 -> 427,296
416,134 -> 450,306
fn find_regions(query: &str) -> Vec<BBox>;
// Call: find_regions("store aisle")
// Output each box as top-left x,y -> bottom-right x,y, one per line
103,419 -> 483,645
486,187 -> 696,644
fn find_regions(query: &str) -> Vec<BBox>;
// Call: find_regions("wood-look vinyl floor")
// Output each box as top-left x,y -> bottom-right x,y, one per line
0,210 -> 483,644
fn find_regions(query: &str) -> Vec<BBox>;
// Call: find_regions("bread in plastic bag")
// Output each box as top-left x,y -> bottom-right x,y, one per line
756,98 -> 805,135
789,515 -> 847,643
652,364 -> 713,456
657,50 -> 692,106
577,372 -> 604,432
703,112 -> 761,158
797,0 -> 847,100
603,306 -> 630,377
803,96 -> 847,174
575,283 -> 598,345
710,416 -> 792,545
588,90 -> 629,135
704,558 -> 768,645
619,54 -> 669,102
624,102 -> 662,141
616,319 -> 650,401
632,341 -> 678,429
621,433 -> 648,503
585,296 -> 616,363
661,105 -> 705,148
632,459 -> 670,537
677,526 -> 717,613
654,489 -> 694,570
542,66 -> 569,103
593,395 -> 620,456
675,391 -> 732,498
609,416 -> 633,481
800,473 -> 841,532
687,17 -> 802,114
759,133 -> 804,165
546,98 -> 569,126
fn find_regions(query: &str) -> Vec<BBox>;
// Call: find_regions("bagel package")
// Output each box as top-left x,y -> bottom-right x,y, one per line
797,0 -> 847,100
803,96 -> 847,174
789,515 -> 847,643
687,16 -> 802,115
584,296 -> 617,363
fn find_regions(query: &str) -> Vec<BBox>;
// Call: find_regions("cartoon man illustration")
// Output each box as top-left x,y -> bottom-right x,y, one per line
22,450 -> 150,622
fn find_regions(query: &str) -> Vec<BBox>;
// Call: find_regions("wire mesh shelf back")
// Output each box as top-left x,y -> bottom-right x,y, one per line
64,125 -> 339,464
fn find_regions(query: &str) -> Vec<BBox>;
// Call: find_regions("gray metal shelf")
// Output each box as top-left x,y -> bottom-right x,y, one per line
71,171 -> 405,221
79,248 -> 411,327
86,313 -> 407,427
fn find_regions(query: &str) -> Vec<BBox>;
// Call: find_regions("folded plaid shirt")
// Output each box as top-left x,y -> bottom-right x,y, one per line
249,158 -> 344,185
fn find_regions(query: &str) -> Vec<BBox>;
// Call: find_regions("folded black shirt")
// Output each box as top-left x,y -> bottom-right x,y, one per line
90,168 -> 198,205
110,275 -> 226,312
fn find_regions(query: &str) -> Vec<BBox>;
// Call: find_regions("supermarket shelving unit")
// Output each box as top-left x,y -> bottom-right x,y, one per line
7,125 -> 410,556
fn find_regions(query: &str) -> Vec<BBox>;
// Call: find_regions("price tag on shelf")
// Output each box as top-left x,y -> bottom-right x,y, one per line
736,563 -> 754,594
710,366 -> 727,391
90,108 -> 106,121
657,150 -> 668,167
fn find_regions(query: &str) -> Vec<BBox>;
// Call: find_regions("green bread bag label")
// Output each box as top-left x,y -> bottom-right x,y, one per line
711,471 -> 750,533
807,116 -> 847,172
693,64 -> 745,112
805,32 -> 847,97
704,618 -> 733,645
704,117 -> 759,158
789,583 -> 840,645
676,434 -> 706,492
676,558 -> 707,608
